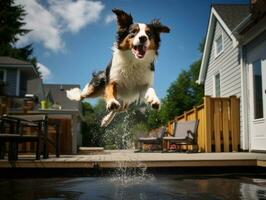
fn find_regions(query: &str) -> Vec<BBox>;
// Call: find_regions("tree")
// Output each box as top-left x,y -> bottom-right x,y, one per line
81,101 -> 105,147
0,0 -> 40,76
146,108 -> 164,129
162,59 -> 204,121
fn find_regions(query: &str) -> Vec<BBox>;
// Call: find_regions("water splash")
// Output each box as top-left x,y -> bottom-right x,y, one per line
105,111 -> 155,186
103,111 -> 136,149
110,160 -> 155,187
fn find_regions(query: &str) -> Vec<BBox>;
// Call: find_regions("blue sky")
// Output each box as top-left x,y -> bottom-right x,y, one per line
17,0 -> 249,104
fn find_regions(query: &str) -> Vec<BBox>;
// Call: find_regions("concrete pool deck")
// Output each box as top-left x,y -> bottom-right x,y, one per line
0,150 -> 266,169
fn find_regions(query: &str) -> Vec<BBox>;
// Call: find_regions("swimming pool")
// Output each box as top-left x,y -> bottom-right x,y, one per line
0,172 -> 266,200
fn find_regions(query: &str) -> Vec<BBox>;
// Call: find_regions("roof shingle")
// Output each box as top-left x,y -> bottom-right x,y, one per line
213,4 -> 250,31
0,56 -> 32,66
43,84 -> 81,111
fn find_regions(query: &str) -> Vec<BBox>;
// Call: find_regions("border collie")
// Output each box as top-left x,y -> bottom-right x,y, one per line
67,9 -> 170,127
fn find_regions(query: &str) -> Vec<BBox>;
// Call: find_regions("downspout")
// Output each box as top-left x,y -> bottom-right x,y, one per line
232,14 -> 253,35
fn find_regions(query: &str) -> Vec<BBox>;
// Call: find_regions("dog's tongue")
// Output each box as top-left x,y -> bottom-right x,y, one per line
134,45 -> 146,58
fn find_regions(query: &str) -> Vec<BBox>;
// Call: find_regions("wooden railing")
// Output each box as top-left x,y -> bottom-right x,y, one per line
166,96 -> 240,152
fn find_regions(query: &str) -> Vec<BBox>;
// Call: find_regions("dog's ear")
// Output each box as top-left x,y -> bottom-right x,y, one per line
112,9 -> 133,30
149,19 -> 170,33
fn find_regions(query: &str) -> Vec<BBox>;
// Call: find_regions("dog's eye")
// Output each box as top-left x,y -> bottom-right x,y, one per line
129,33 -> 135,38
146,31 -> 152,38
130,29 -> 137,34
129,30 -> 137,38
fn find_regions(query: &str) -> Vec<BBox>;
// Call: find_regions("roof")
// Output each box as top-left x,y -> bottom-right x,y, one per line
27,78 -> 45,100
0,56 -> 32,66
0,56 -> 39,78
236,0 -> 266,35
43,84 -> 81,111
197,4 -> 250,84
212,4 -> 250,31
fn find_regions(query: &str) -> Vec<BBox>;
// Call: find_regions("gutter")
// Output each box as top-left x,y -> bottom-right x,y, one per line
232,14 -> 253,34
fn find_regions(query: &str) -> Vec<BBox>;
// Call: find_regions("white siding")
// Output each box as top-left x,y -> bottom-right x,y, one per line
204,20 -> 244,148
204,21 -> 241,97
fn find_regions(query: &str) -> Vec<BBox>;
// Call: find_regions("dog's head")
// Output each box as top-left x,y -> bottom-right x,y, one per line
112,9 -> 170,59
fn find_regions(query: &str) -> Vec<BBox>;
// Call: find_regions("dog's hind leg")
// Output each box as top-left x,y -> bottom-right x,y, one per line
100,102 -> 128,127
101,111 -> 117,127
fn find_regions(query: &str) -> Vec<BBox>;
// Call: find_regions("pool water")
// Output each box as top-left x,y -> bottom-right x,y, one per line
0,173 -> 266,200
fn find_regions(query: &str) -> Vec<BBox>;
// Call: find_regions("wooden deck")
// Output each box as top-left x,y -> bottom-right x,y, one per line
0,151 -> 265,169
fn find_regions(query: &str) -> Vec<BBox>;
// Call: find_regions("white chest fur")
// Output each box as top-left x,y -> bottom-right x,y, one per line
110,48 -> 156,103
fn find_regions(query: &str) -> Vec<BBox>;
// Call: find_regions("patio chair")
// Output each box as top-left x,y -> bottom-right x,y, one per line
163,120 -> 199,152
138,126 -> 166,151
0,114 -> 46,161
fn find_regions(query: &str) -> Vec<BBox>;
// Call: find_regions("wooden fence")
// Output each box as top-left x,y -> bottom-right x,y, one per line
166,96 -> 240,152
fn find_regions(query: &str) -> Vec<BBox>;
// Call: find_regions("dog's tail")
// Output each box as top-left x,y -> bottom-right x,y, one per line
66,88 -> 83,101
101,111 -> 117,127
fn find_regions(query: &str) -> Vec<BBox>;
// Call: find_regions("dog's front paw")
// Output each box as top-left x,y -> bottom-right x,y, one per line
148,97 -> 161,110
106,98 -> 120,111
145,88 -> 161,110
151,100 -> 160,110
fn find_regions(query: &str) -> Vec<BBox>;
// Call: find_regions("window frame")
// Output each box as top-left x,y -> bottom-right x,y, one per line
252,59 -> 264,120
215,33 -> 224,58
0,69 -> 7,82
213,72 -> 221,97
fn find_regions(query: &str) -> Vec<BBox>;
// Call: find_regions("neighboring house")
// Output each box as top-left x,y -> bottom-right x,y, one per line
198,0 -> 266,151
0,56 -> 83,154
0,56 -> 39,96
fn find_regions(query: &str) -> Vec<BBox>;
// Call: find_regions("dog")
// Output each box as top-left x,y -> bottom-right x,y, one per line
67,9 -> 170,127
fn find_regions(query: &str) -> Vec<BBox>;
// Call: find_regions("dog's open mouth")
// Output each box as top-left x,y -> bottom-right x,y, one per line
132,45 -> 147,59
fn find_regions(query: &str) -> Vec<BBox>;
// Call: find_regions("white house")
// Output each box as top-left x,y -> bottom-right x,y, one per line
198,0 -> 266,151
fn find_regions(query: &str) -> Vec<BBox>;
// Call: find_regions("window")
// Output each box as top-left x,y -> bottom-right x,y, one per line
215,34 -> 223,57
0,70 -> 6,82
0,71 -> 4,81
252,60 -> 263,119
214,73 -> 220,97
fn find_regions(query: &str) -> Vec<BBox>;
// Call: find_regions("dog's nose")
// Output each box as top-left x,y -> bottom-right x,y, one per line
139,36 -> 147,43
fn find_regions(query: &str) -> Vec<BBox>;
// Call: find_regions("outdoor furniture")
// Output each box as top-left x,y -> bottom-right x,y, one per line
138,126 -> 166,151
0,114 -> 61,160
163,120 -> 199,152
0,114 -> 46,161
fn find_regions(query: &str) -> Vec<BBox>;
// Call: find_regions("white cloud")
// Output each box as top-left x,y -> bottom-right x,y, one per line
50,0 -> 104,33
15,0 -> 104,52
105,13 -> 116,24
16,0 -> 64,52
37,63 -> 52,80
